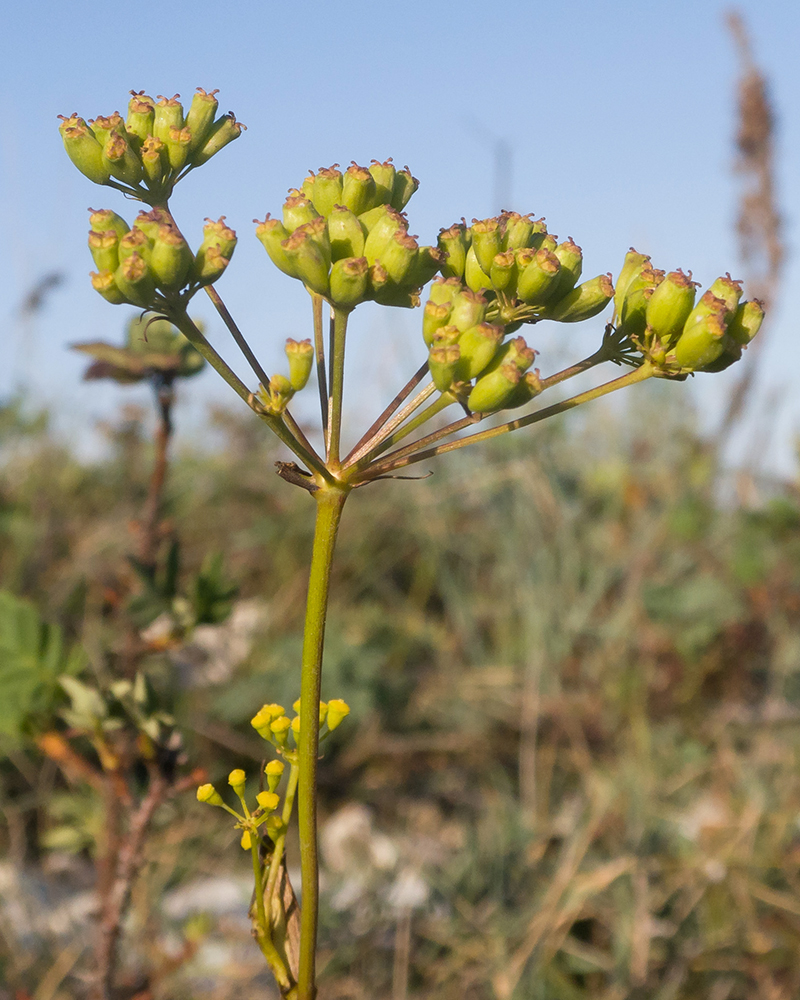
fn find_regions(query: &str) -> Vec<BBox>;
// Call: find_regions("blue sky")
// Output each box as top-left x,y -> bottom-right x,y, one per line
2,1 -> 799,474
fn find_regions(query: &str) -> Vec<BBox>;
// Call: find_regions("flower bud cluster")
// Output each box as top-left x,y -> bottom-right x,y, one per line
423,278 -> 543,414
87,208 -> 237,308
59,89 -> 244,203
196,763 -> 285,851
438,213 -> 614,328
614,249 -> 764,375
250,696 -> 350,757
255,160 -> 444,311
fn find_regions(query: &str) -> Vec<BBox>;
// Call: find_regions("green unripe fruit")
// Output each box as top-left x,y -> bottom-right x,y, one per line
119,227 -> 151,262
671,312 -> 728,370
191,245 -> 230,286
492,336 -> 536,374
115,252 -> 155,307
380,231 -> 418,284
505,370 -> 544,409
283,192 -> 320,233
153,95 -> 184,143
329,256 -> 369,308
707,273 -> 744,313
165,126 -> 192,171
432,325 -> 460,346
303,165 -> 344,218
616,267 -> 664,337
151,225 -> 193,291
645,269 -> 697,347
456,322 -> 504,379
428,277 -> 462,306
407,246 -> 444,287
90,113 -> 125,147
613,248 -> 651,321
423,300 -> 453,346
464,245 -> 491,293
91,269 -> 130,305
133,207 -> 171,241
59,117 -> 111,185
500,212 -> 536,252
102,132 -> 142,187
266,374 -> 294,413
140,136 -> 168,188
391,166 -> 419,211
88,230 -> 120,273
552,239 -> 583,295
545,273 -> 614,323
368,159 -> 397,205
438,222 -> 470,280
726,298 -> 764,346
89,209 -> 129,239
450,289 -> 487,332
429,344 -> 461,392
184,88 -> 219,154
342,163 -> 377,216
282,227 -> 330,295
285,338 -> 314,390
471,218 -> 503,275
199,216 -> 237,260
490,251 -> 517,295
516,248 -> 561,305
368,262 -> 389,297
126,94 -> 155,143
255,216 -> 297,278
468,363 -> 522,413
363,207 -> 407,265
190,113 -> 244,166
327,205 -> 366,261
682,290 -> 729,333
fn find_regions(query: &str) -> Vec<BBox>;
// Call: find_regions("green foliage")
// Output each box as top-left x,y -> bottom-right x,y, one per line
0,590 -> 84,743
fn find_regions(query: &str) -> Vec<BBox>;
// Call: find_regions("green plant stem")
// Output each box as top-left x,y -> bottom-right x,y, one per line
297,486 -> 348,1000
327,308 -> 349,467
539,350 -> 606,391
343,362 -> 431,466
343,381 -> 440,470
204,284 -> 272,388
169,309 -> 253,406
356,364 -> 655,482
265,762 -> 300,906
251,837 -> 293,991
312,294 -> 329,437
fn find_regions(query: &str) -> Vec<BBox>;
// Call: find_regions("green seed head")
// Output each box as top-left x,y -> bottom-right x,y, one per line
613,248 -> 651,321
285,338 -> 314,390
671,312 -> 728,371
165,125 -> 192,171
429,344 -> 461,392
516,248 -> 561,306
368,159 -> 397,206
59,116 -> 111,185
545,273 -> 615,323
422,300 -> 453,346
450,288 -> 487,332
471,218 -> 503,275
330,255 -> 370,308
88,230 -> 120,273
89,113 -> 125,147
645,269 -> 698,347
119,226 -> 151,262
726,298 -> 764,347
184,88 -> 219,154
153,94 -> 184,143
500,212 -> 538,252
326,205 -> 366,262
102,132 -> 143,187
456,322 -> 504,380
303,165 -> 344,218
464,245 -> 492,294
363,207 -> 407,266
282,227 -> 331,295
151,224 -> 193,291
283,191 -> 320,233
707,273 -> 744,313
89,209 -> 129,239
438,222 -> 470,281
115,252 -> 156,308
407,245 -> 444,288
380,231 -> 419,285
190,112 -> 245,167
391,166 -> 419,211
90,269 -> 130,305
490,250 -> 517,295
255,215 -> 297,278
342,162 -> 377,216
429,276 -> 463,306
140,135 -> 168,188
468,362 -> 522,414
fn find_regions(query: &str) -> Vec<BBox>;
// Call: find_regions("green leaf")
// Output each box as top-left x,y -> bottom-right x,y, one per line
0,591 -> 86,743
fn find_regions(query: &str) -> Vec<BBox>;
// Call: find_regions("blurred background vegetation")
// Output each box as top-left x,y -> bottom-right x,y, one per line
3,381 -> 800,1000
